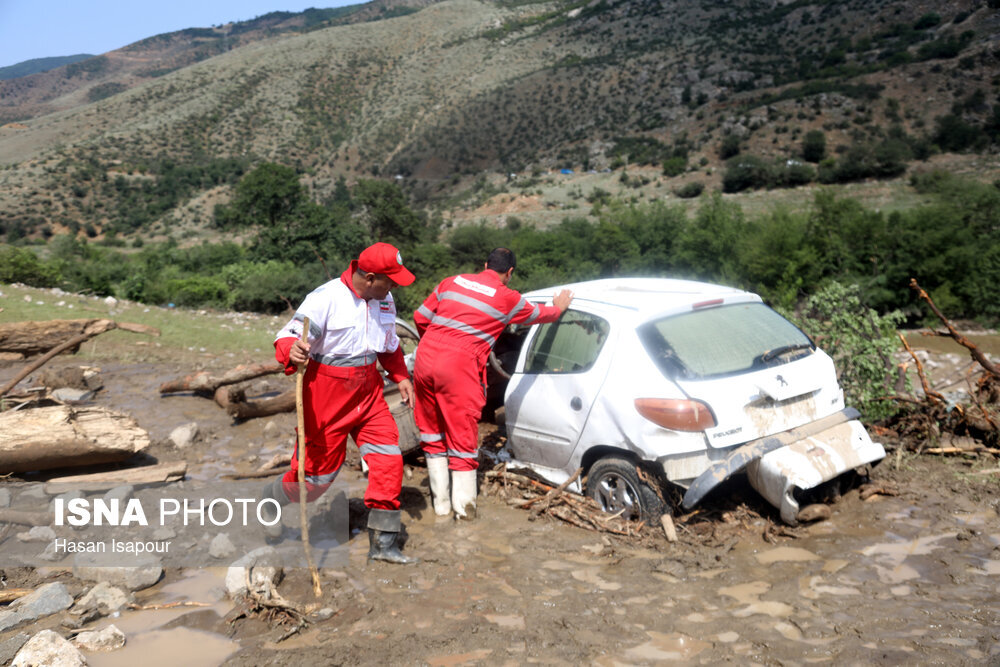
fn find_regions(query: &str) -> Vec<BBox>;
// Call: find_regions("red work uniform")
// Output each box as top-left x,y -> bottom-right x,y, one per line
274,261 -> 410,510
413,270 -> 562,471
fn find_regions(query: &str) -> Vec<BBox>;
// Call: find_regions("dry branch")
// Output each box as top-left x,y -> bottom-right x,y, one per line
0,319 -> 158,397
910,279 -> 1000,378
159,362 -> 284,396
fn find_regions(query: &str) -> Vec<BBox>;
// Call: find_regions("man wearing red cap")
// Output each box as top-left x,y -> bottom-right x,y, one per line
413,247 -> 572,520
264,242 -> 418,564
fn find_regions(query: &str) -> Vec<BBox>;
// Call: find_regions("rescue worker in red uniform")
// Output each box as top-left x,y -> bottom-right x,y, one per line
413,247 -> 572,519
263,242 -> 418,564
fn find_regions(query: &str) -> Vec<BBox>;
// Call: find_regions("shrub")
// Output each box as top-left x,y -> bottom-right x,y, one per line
719,134 -> 742,159
794,282 -> 907,421
722,155 -> 772,192
801,130 -> 826,163
0,245 -> 60,286
662,156 -> 687,177
674,182 -> 705,198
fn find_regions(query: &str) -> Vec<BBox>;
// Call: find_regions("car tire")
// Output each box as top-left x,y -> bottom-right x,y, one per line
585,456 -> 665,523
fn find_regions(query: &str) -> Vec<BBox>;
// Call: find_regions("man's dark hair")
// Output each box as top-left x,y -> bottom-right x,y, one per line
486,247 -> 516,273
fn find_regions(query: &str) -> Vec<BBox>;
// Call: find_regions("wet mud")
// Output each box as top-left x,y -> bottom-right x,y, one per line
2,356 -> 999,665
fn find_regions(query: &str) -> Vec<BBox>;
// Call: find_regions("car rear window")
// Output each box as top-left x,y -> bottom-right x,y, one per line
637,302 -> 814,379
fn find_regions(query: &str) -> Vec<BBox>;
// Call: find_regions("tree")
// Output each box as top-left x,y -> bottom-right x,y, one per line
719,134 -> 742,159
353,179 -> 427,245
801,130 -> 826,163
219,163 -> 304,229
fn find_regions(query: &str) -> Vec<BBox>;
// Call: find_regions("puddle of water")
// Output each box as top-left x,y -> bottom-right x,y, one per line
756,546 -> 820,565
720,581 -> 795,618
861,532 -> 955,584
483,614 -> 525,629
719,581 -> 770,605
953,509 -> 998,526
571,568 -> 622,591
84,627 -> 239,667
425,649 -> 493,666
799,575 -> 861,599
622,632 -> 711,662
969,559 -> 1000,575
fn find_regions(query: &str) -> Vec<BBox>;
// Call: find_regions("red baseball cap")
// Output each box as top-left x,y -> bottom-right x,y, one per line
357,242 -> 415,286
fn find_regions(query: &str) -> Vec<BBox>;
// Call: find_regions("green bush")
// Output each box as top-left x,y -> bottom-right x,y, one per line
662,156 -> 687,177
722,155 -> 772,192
794,282 -> 907,421
163,276 -> 229,308
802,130 -> 826,163
0,245 -> 60,287
674,182 -> 705,199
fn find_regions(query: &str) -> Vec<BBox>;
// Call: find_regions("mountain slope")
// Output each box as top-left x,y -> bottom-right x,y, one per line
0,0 -> 997,240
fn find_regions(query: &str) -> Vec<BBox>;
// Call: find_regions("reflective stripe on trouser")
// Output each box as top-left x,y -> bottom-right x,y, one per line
413,337 -> 485,472
281,360 -> 403,510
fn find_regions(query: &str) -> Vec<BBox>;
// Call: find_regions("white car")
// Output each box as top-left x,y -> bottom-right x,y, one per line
492,277 -> 885,525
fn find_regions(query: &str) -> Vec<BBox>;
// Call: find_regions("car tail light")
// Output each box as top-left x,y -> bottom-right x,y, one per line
634,398 -> 717,431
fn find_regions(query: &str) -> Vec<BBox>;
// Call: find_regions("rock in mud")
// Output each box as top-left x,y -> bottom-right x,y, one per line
210,533 -> 237,559
73,624 -> 126,652
12,630 -> 85,667
225,546 -> 283,598
16,525 -> 55,542
75,561 -> 163,591
72,581 -> 134,615
0,583 -> 73,632
169,422 -> 200,449
797,503 -> 832,523
0,633 -> 30,665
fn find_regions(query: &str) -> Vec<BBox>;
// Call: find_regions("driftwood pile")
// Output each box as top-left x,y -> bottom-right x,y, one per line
0,319 -> 189,482
158,362 -> 293,420
482,465 -> 649,538
882,280 -> 1000,458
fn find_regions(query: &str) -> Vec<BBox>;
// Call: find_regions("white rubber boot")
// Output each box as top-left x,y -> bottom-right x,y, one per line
451,470 -> 478,521
426,456 -> 452,516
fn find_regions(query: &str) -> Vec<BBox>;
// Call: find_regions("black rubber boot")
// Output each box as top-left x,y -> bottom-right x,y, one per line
366,509 -> 419,565
258,476 -> 290,544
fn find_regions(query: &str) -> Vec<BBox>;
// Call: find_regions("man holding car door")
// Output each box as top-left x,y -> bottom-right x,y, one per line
413,247 -> 572,520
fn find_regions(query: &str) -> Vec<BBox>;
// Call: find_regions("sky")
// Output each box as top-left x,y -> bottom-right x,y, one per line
0,0 -> 360,69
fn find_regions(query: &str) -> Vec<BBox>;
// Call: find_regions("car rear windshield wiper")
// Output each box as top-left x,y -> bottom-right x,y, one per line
756,343 -> 813,364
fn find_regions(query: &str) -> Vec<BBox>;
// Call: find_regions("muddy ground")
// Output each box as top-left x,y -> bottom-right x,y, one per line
1,349 -> 999,666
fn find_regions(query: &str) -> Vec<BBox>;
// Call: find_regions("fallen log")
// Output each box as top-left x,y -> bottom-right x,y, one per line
0,319 -> 159,357
0,319 -> 159,397
43,461 -> 187,492
0,406 -> 150,473
159,362 -> 284,396
221,389 -> 295,420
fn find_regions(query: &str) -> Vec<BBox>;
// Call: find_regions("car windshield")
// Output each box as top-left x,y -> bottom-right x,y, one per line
637,302 -> 814,380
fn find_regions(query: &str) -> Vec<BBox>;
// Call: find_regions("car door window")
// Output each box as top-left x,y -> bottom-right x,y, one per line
525,310 -> 609,374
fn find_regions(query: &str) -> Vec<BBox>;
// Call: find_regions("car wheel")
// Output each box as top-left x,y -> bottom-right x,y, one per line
585,457 -> 665,523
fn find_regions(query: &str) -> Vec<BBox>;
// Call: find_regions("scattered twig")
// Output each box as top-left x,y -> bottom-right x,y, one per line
898,333 -> 945,404
528,468 -> 581,517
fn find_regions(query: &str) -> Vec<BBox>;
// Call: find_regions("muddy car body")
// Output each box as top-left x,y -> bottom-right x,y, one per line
493,278 -> 885,525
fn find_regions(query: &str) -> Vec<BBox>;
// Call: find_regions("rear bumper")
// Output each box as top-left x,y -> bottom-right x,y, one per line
745,419 -> 885,525
680,408 -> 885,524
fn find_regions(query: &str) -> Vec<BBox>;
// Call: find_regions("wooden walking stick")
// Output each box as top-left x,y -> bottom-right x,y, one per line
296,317 -> 323,598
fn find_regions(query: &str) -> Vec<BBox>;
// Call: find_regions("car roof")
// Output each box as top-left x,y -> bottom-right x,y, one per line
522,277 -> 760,320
